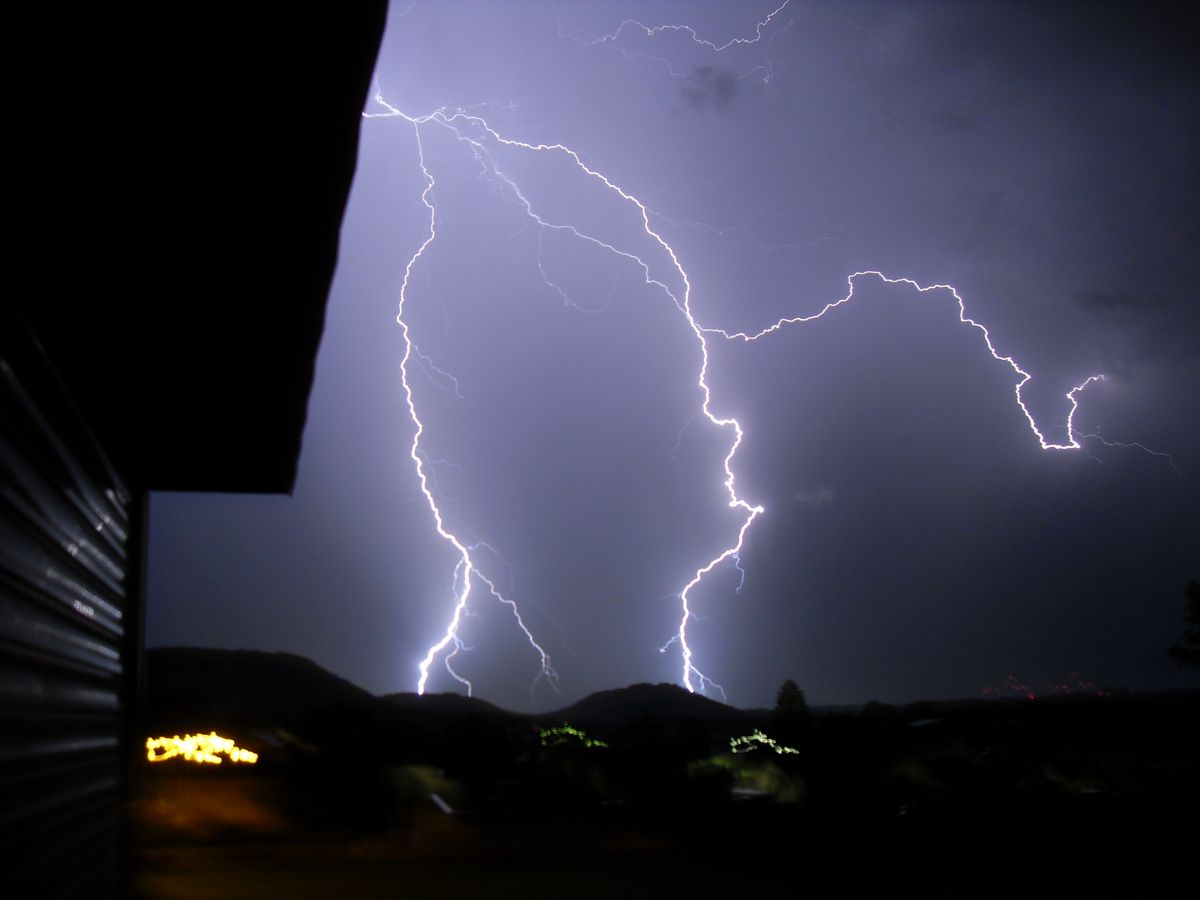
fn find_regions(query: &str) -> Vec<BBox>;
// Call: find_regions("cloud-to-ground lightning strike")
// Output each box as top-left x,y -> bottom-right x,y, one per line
366,2 -> 1180,702
369,88 -> 1109,701
368,91 -> 763,697
373,101 -> 558,699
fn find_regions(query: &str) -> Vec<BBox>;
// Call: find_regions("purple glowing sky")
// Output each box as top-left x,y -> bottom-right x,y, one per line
147,1 -> 1199,712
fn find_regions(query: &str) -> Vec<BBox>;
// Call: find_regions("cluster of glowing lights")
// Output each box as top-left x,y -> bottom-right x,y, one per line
540,724 -> 609,749
730,730 -> 799,755
145,732 -> 259,765
372,2 -> 1168,703
980,671 -> 1109,702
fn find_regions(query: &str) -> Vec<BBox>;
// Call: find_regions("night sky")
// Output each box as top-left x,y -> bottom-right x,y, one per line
146,1 -> 1199,712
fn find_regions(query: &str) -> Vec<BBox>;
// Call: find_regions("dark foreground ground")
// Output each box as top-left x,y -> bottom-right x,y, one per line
131,799 -> 1191,899
128,679 -> 1200,898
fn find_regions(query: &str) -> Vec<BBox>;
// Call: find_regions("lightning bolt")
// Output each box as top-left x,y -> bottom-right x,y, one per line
702,272 -> 1103,452
411,343 -> 464,399
1079,428 -> 1182,478
367,3 -> 1160,704
594,1 -> 792,54
372,98 -> 558,698
411,106 -> 765,697
576,0 -> 794,85
369,88 -> 762,697
369,89 -> 1111,699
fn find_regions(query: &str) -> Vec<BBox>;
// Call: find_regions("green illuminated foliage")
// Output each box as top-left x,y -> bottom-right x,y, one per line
729,729 -> 798,755
540,724 -> 608,749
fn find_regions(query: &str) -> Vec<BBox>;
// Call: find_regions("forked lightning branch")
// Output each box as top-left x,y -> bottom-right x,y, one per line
366,94 -> 1106,702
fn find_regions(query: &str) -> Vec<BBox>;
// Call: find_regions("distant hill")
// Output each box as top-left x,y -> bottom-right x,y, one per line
145,647 -> 380,732
545,682 -> 753,728
145,649 -> 755,741
381,691 -> 522,721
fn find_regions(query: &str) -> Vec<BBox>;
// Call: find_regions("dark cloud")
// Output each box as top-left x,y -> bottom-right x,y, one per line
682,66 -> 739,110
1075,289 -> 1177,314
1076,286 -> 1200,374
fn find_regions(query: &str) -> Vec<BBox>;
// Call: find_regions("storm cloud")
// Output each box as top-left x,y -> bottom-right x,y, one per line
682,65 -> 740,110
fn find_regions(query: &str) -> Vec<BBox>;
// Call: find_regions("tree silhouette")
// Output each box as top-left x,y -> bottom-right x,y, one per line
771,679 -> 812,748
776,679 -> 808,715
1169,579 -> 1200,667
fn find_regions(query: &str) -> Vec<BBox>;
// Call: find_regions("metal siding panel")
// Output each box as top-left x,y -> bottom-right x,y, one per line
1,308 -> 130,898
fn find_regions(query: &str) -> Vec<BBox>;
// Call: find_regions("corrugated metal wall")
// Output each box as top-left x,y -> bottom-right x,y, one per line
0,306 -> 134,897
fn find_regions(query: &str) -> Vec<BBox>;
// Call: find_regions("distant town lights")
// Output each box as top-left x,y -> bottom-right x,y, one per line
145,732 -> 259,765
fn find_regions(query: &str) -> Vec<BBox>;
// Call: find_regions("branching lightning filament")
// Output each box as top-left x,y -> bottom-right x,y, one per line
369,64 -> 1111,701
377,100 -> 559,700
